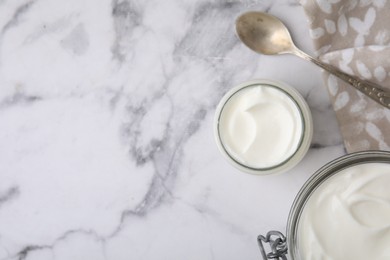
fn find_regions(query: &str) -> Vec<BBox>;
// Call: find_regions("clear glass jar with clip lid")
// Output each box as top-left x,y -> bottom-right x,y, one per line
258,150 -> 390,260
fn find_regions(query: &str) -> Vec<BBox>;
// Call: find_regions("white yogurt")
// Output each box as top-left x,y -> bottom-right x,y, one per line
217,84 -> 303,169
298,162 -> 390,260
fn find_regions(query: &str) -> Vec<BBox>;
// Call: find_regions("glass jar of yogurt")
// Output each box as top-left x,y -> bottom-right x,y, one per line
259,150 -> 390,260
214,79 -> 313,175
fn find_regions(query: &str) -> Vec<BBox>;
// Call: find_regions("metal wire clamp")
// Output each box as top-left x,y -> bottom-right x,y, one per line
257,231 -> 288,260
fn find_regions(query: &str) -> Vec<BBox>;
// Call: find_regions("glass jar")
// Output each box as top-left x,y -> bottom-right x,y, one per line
258,150 -> 390,259
214,79 -> 313,175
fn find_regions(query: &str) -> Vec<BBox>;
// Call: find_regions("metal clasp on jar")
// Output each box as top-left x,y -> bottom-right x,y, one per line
258,231 -> 288,260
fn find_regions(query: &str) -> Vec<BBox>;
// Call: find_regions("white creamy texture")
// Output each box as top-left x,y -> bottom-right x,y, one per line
218,85 -> 303,168
298,163 -> 390,260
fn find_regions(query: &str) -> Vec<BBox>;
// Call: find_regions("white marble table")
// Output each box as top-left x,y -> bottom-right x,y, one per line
0,0 -> 345,259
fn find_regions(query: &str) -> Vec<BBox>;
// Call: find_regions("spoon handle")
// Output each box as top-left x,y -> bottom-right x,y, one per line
293,49 -> 390,108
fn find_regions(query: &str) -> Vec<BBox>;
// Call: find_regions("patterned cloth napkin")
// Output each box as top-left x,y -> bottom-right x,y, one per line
300,0 -> 390,152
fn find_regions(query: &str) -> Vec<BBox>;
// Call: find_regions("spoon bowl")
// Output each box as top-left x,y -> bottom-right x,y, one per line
236,11 -> 295,55
236,11 -> 390,108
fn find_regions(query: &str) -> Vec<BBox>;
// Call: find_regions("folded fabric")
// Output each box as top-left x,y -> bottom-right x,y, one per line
300,0 -> 390,152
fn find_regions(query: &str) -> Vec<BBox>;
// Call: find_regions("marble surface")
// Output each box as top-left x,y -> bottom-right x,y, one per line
0,0 -> 344,259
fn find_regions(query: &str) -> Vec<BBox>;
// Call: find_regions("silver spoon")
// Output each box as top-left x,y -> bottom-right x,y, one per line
236,11 -> 390,108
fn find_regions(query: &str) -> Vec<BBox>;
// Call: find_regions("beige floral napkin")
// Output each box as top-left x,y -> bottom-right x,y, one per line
300,0 -> 390,152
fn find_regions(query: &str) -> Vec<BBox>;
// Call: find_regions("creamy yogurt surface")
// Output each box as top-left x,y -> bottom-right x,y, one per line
298,162 -> 390,260
218,84 -> 303,169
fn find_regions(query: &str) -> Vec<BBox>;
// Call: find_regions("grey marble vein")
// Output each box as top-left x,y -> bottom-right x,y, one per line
174,2 -> 241,59
1,1 -> 35,36
111,0 -> 142,62
13,229 -> 106,260
0,187 -> 19,208
0,93 -> 41,109
17,245 -> 51,260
